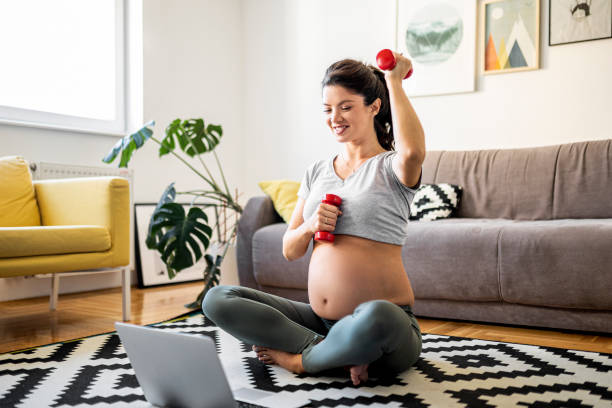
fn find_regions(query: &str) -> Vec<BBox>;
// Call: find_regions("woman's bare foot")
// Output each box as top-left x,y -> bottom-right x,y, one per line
252,345 -> 304,374
251,345 -> 367,384
349,364 -> 369,386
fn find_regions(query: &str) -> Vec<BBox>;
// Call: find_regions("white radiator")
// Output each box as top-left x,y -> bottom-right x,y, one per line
29,161 -> 136,272
29,161 -> 133,182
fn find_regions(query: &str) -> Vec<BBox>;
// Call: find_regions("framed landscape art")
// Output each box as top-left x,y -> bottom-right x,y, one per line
396,0 -> 477,96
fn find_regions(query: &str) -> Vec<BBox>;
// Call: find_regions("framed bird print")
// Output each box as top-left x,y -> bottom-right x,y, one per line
549,0 -> 612,45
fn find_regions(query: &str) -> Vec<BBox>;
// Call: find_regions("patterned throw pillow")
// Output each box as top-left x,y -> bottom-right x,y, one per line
409,183 -> 463,221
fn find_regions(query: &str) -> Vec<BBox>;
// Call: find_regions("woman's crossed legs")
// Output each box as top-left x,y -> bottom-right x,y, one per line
202,285 -> 421,385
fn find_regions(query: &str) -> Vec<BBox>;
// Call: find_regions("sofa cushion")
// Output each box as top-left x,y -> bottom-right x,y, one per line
237,196 -> 284,290
0,156 -> 41,227
252,223 -> 310,289
432,144 -> 559,220
403,218 -> 515,302
0,225 -> 111,258
420,150 -> 442,185
499,219 -> 612,310
553,139 -> 612,219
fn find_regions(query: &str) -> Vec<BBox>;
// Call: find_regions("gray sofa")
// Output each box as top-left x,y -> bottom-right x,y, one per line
236,139 -> 612,333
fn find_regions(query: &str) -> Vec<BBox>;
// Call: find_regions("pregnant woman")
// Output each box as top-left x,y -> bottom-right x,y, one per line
202,51 -> 425,386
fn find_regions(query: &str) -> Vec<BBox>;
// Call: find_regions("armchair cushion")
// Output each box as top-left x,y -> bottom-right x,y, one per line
0,176 -> 130,277
0,156 -> 41,227
34,177 -> 130,267
0,225 -> 111,258
253,223 -> 311,289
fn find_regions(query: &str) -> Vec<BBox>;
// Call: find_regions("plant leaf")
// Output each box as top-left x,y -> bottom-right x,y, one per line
160,118 -> 223,158
102,120 -> 155,167
146,183 -> 176,250
206,123 -> 223,142
148,203 -> 213,273
159,119 -> 182,157
201,254 -> 222,294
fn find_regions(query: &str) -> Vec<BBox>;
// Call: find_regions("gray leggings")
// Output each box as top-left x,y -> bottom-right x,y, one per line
201,285 -> 422,374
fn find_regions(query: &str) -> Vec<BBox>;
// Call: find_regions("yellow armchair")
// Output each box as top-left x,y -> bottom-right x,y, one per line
0,156 -> 132,321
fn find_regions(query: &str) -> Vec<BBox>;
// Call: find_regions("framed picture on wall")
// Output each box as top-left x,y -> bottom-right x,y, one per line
481,0 -> 540,75
396,0 -> 477,96
134,203 -> 207,288
549,0 -> 612,45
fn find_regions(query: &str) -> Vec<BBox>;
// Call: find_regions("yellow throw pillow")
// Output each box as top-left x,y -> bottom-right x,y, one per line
258,180 -> 300,224
0,156 -> 41,227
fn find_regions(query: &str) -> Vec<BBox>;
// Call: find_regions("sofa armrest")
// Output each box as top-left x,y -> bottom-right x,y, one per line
33,177 -> 130,266
236,195 -> 283,289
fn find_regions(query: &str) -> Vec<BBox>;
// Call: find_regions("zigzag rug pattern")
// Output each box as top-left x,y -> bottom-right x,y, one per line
1,312 -> 611,407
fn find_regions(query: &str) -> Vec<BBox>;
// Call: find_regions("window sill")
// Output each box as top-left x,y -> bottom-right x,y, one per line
0,118 -> 125,138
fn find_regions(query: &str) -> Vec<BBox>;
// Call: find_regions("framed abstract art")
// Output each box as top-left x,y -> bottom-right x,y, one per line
549,0 -> 612,45
481,0 -> 540,75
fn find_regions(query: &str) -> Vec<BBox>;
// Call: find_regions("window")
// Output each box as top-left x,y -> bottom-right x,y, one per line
0,0 -> 126,135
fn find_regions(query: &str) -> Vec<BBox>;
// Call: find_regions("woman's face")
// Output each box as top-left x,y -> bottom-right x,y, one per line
322,85 -> 380,143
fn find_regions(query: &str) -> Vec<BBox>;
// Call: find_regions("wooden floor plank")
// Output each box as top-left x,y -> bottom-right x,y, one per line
0,282 -> 202,354
1,282 -> 611,354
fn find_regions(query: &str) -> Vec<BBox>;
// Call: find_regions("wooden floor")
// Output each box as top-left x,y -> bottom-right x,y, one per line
1,281 -> 611,354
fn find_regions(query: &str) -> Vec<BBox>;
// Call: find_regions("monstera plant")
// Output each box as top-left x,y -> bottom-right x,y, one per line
102,119 -> 243,309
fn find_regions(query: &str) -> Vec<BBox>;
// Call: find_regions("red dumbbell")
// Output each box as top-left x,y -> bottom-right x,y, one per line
314,194 -> 342,243
376,49 -> 413,79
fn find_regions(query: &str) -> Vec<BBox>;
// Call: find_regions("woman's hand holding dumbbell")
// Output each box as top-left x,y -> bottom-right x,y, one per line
308,194 -> 342,242
376,49 -> 413,80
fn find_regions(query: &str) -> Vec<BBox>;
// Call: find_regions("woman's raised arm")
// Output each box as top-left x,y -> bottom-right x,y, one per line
385,52 -> 426,188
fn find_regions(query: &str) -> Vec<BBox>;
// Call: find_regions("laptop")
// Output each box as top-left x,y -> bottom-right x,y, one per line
115,322 -> 280,408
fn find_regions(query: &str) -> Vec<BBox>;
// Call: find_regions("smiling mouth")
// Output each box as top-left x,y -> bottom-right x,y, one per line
333,125 -> 348,135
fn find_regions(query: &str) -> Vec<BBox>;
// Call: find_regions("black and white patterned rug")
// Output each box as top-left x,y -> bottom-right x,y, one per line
2,311 -> 611,407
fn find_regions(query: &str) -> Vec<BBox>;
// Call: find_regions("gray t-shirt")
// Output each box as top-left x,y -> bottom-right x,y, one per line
297,150 -> 420,245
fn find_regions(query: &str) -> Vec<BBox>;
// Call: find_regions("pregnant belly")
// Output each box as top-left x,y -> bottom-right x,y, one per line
308,235 -> 415,320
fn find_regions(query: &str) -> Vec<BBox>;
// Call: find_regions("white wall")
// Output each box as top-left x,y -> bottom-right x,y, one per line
241,0 -> 397,197
0,0 -> 245,301
241,0 -> 612,201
